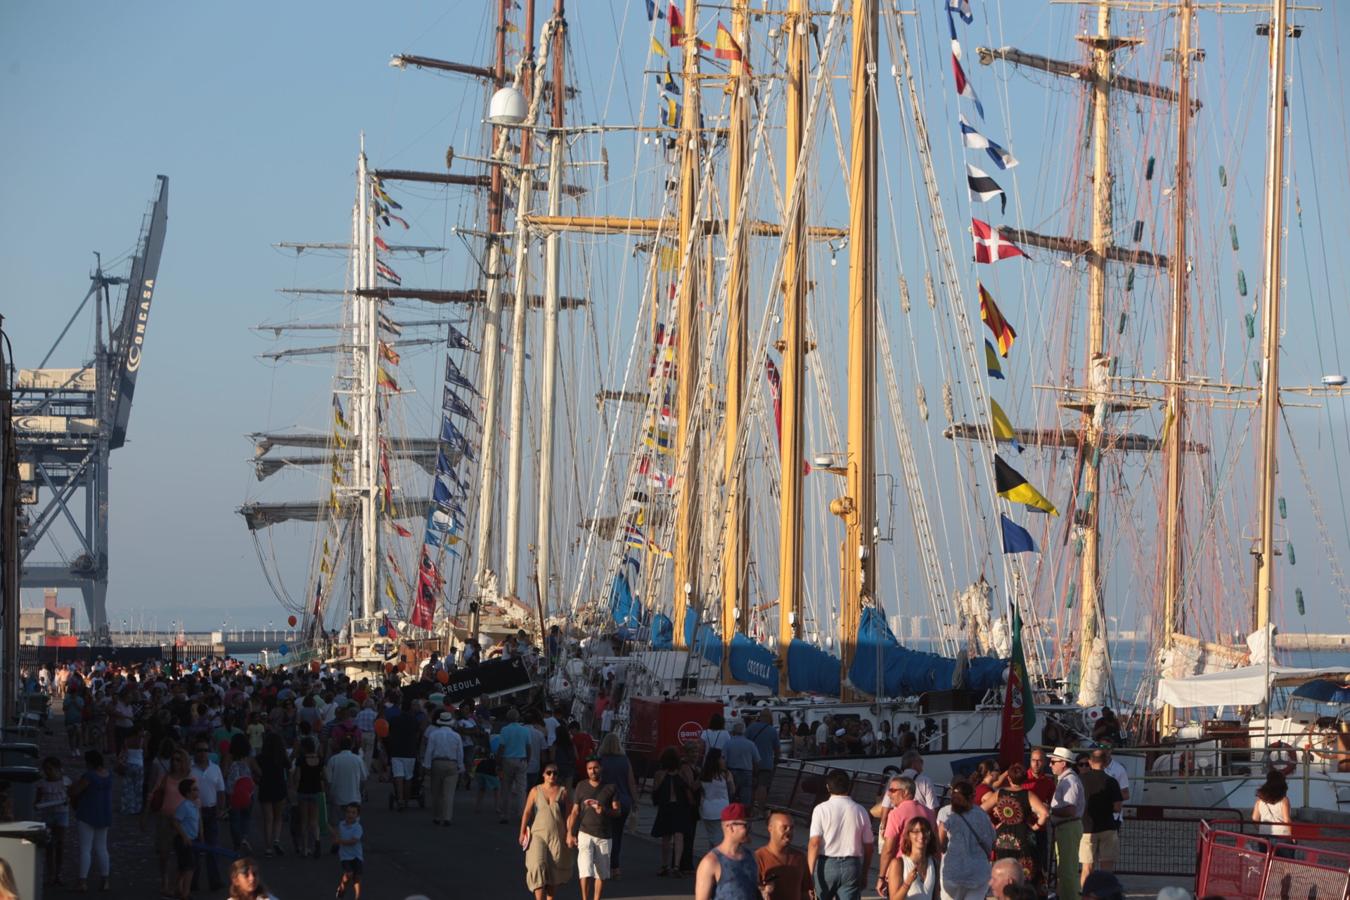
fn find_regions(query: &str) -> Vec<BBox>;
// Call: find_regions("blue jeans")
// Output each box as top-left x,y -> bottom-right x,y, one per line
228,804 -> 253,850
192,806 -> 222,888
815,856 -> 863,900
730,769 -> 754,806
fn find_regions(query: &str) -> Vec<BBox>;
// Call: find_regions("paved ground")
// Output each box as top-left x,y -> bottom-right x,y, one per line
28,729 -> 1187,899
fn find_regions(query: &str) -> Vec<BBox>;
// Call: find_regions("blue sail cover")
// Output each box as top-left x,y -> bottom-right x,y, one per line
787,639 -> 842,696
728,634 -> 778,692
650,613 -> 674,649
682,608 -> 723,667
848,607 -> 1005,697
608,572 -> 644,630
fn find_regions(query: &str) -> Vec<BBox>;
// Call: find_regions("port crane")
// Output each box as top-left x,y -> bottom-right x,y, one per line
12,176 -> 169,640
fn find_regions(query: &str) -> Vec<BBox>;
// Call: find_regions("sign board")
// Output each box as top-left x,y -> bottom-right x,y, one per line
12,416 -> 100,435
16,368 -> 96,392
441,657 -> 532,704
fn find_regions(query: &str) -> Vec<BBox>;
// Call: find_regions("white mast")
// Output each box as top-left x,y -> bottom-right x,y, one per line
357,142 -> 380,622
470,0 -> 513,641
536,2 -> 567,619
504,1 -> 538,605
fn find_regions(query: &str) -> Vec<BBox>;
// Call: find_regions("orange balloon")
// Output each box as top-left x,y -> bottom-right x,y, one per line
436,670 -> 449,685
374,718 -> 390,738
287,615 -> 297,627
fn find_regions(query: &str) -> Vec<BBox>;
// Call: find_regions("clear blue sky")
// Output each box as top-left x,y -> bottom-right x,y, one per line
2,1 -> 1347,643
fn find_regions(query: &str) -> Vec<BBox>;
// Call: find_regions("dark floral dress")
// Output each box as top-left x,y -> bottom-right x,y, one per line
989,787 -> 1038,881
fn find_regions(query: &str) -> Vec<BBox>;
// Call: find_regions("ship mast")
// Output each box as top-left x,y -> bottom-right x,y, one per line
720,0 -> 751,681
504,0 -> 538,607
469,0 -> 513,641
1075,2 -> 1117,686
1160,0 -> 1194,735
1253,0 -> 1291,635
672,0 -> 703,650
356,141 -> 380,623
535,0 -> 567,619
837,0 -> 877,692
776,0 -> 810,693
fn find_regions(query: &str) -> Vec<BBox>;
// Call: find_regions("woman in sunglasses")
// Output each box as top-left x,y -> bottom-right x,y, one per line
520,765 -> 575,900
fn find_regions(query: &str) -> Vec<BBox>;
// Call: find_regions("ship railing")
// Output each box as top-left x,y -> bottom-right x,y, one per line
1196,820 -> 1350,900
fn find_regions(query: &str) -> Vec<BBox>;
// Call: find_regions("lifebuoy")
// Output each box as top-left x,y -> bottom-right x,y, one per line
1265,741 -> 1297,776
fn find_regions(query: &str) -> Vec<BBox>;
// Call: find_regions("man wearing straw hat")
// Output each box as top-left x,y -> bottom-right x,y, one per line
1048,746 -> 1086,900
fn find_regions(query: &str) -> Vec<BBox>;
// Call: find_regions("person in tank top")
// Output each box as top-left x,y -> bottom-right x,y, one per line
695,802 -> 760,900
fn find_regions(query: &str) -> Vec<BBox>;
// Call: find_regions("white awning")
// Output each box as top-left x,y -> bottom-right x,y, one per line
1157,664 -> 1350,708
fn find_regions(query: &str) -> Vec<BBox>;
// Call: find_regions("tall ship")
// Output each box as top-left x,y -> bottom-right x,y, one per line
236,0 -> 1350,811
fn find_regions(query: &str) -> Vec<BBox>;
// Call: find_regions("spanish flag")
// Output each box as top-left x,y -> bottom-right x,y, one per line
668,3 -> 686,46
379,340 -> 401,366
994,455 -> 1058,515
980,283 -> 1016,357
990,398 -> 1023,452
377,367 -> 400,392
715,22 -> 750,73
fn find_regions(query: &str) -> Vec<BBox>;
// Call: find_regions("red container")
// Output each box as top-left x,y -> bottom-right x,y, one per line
626,697 -> 724,761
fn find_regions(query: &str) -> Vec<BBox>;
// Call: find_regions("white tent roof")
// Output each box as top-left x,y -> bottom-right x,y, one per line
1157,664 -> 1350,708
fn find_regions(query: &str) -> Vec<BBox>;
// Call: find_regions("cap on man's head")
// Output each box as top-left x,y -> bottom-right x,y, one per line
720,802 -> 751,822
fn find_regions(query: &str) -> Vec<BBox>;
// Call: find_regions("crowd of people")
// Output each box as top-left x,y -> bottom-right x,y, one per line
18,655 -> 1272,900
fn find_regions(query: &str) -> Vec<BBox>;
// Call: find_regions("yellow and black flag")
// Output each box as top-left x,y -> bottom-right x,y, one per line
994,454 -> 1058,515
979,283 -> 1017,357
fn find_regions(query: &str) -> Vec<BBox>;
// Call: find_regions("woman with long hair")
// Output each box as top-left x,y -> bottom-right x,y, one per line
597,732 -> 638,879
291,735 -> 324,857
886,816 -> 939,898
228,858 -> 277,900
937,780 -> 996,900
255,730 -> 291,857
650,746 -> 694,876
698,750 -> 736,851
146,747 -> 192,896
1252,769 -> 1293,853
982,762 -> 1049,883
225,732 -> 262,854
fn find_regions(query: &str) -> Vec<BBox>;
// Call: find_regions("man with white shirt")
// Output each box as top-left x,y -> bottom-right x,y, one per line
326,736 -> 369,811
191,740 -> 227,891
423,711 -> 465,825
808,769 -> 874,900
898,749 -> 936,810
1048,746 -> 1086,900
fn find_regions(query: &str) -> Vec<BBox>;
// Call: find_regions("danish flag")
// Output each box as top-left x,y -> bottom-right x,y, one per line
972,218 -> 1028,263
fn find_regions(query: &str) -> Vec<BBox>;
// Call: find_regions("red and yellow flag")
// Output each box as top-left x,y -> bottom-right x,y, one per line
979,282 -> 1017,357
714,22 -> 750,73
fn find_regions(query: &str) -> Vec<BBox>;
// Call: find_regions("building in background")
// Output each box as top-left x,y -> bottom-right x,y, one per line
18,589 -> 75,647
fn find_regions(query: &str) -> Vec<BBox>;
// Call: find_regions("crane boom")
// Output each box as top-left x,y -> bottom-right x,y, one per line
107,174 -> 169,449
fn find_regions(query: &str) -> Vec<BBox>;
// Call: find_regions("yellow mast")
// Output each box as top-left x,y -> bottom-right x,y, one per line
1076,3 -> 1114,682
672,0 -> 703,649
1160,0 -> 1194,736
776,0 -> 809,693
837,0 -> 877,693
1253,0 -> 1291,634
720,0 -> 750,681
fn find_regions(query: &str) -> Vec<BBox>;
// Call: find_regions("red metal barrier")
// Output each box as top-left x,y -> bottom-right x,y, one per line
1197,821 -> 1350,900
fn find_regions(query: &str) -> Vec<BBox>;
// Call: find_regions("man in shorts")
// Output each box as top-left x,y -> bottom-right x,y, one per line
384,696 -> 421,811
567,757 -> 620,900
1078,749 -> 1123,885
